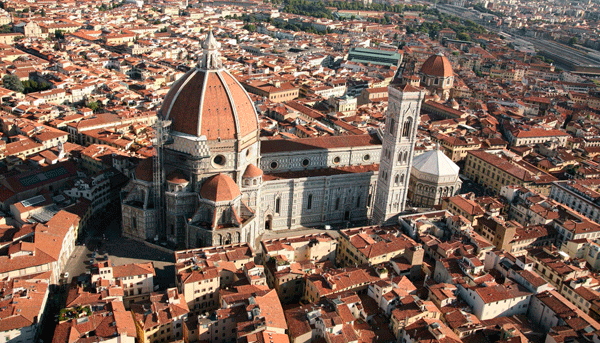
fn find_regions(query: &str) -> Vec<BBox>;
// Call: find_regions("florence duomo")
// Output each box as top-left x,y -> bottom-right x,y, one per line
120,30 -> 453,250
2,0 -> 598,341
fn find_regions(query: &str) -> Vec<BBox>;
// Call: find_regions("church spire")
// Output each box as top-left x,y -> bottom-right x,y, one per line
200,29 -> 222,70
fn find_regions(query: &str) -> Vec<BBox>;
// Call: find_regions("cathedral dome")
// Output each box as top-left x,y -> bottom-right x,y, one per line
159,31 -> 259,141
412,149 -> 459,178
421,53 -> 453,78
200,173 -> 241,202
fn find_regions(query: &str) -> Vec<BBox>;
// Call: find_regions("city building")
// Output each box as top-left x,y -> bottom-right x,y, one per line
347,47 -> 403,67
0,273 -> 50,343
131,288 -> 189,343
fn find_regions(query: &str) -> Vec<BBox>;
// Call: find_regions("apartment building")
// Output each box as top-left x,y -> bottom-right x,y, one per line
131,288 -> 189,343
0,273 -> 50,343
458,281 -> 532,320
92,260 -> 155,306
550,180 -> 600,225
261,232 -> 338,264
176,262 -> 219,313
464,150 -> 557,195
336,226 -> 423,276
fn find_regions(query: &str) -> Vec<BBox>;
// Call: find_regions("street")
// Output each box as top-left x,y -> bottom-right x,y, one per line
62,216 -> 175,290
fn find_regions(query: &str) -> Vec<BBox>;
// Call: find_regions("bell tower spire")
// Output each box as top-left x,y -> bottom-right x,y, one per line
200,29 -> 222,70
373,85 -> 425,225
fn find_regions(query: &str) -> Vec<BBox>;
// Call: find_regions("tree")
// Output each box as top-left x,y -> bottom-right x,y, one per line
40,8 -> 45,17
243,24 -> 256,32
568,37 -> 578,46
86,101 -> 100,111
55,30 -> 65,40
2,75 -> 23,92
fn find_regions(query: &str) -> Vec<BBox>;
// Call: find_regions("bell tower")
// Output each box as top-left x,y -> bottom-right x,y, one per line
373,85 -> 425,225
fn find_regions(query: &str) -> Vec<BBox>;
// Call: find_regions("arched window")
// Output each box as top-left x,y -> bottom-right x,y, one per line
275,197 -> 281,214
307,194 -> 313,210
356,195 -> 361,208
400,174 -> 405,184
402,118 -> 412,137
389,118 -> 396,133
394,174 -> 399,185
335,198 -> 340,211
403,151 -> 408,162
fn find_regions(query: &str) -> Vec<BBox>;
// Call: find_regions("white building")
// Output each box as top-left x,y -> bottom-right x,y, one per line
458,281 -> 532,320
408,147 -> 462,208
92,260 -> 155,306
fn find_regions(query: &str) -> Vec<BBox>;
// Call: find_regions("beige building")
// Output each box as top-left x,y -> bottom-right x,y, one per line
92,260 -> 155,307
336,226 -> 423,274
261,232 -> 338,264
131,288 -> 189,343
176,262 -> 219,314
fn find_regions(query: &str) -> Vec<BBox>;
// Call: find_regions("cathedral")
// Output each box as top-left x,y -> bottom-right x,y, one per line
120,31 -> 459,249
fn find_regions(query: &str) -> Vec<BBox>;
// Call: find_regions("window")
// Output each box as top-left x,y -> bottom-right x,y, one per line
270,161 -> 278,169
213,155 -> 226,167
275,198 -> 281,214
335,198 -> 340,210
402,118 -> 412,137
302,159 -> 310,167
307,194 -> 312,210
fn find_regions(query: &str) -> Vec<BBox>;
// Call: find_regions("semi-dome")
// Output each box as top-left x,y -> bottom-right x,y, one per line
166,171 -> 188,184
421,53 -> 453,78
243,164 -> 263,178
412,149 -> 459,178
200,173 -> 241,202
159,30 -> 259,141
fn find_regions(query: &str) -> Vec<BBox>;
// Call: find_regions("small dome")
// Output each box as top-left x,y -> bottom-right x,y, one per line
167,171 -> 188,184
243,164 -> 263,178
200,173 -> 241,202
421,53 -> 453,78
135,158 -> 153,182
412,149 -> 460,178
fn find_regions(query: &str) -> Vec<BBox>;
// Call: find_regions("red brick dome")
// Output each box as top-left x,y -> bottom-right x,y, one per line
200,173 -> 241,202
159,31 -> 259,141
242,164 -> 263,178
421,53 -> 453,78
166,171 -> 188,184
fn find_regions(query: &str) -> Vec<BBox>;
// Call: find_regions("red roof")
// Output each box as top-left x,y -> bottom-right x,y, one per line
160,68 -> 259,140
243,164 -> 263,178
200,173 -> 241,202
421,53 -> 453,78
